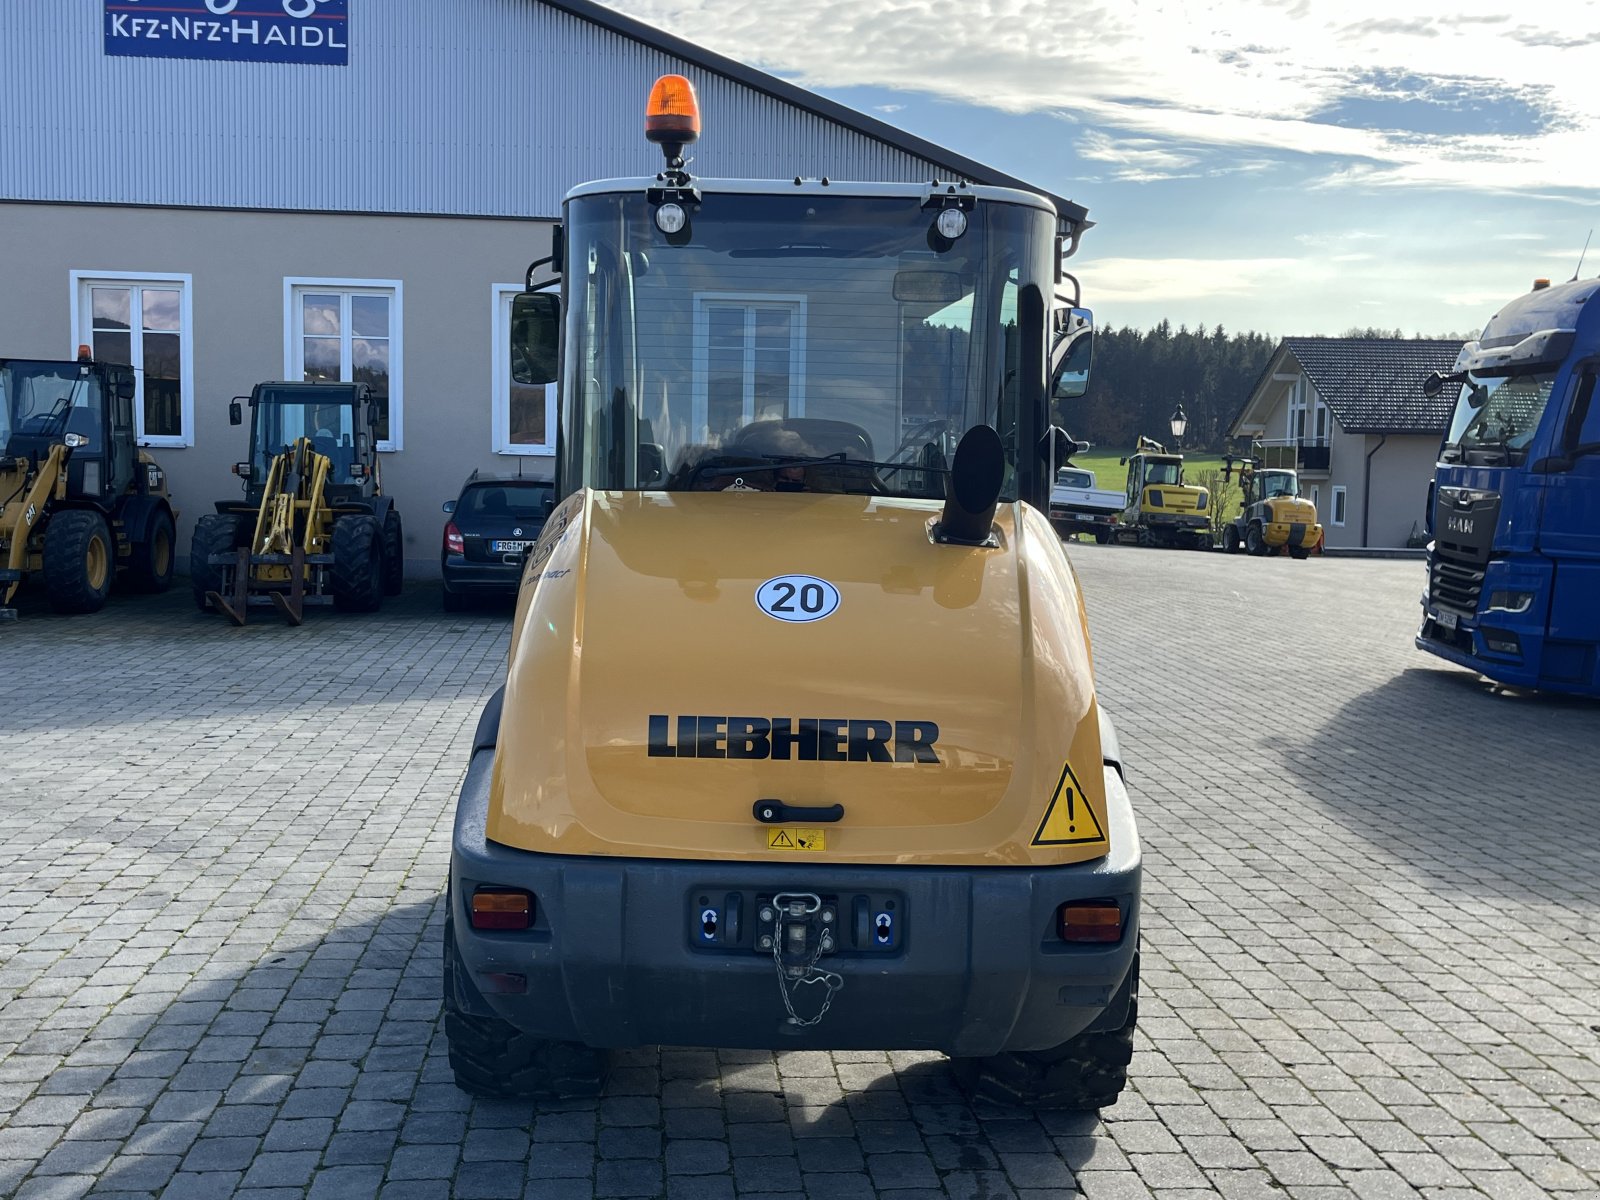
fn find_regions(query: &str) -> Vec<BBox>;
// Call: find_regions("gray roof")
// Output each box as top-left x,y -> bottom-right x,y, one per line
1244,337 -> 1465,435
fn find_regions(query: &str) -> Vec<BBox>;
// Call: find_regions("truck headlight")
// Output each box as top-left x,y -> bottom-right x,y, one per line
1486,590 -> 1534,614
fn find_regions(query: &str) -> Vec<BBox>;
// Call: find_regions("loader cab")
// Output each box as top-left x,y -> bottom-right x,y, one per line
1254,469 -> 1299,502
0,357 -> 137,502
233,381 -> 380,503
522,176 -> 1088,514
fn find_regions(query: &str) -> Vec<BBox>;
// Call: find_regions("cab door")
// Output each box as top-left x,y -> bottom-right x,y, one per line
1541,368 -> 1600,561
108,370 -> 136,494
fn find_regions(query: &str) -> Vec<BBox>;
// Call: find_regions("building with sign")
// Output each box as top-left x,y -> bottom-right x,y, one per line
1,0 -> 1076,575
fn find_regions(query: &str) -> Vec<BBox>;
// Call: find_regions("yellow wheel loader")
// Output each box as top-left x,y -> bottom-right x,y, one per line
1220,453 -> 1322,559
1116,436 -> 1211,549
0,353 -> 177,620
445,76 -> 1140,1110
192,381 -> 402,625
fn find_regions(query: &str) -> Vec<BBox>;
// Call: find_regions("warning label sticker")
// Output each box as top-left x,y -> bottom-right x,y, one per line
766,827 -> 825,852
1031,762 -> 1107,846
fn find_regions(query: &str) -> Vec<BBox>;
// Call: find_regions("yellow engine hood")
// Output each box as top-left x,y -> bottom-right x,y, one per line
487,490 -> 1109,866
1142,484 -> 1207,514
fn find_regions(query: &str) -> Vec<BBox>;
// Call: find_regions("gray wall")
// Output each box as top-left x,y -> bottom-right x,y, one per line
1,0 -> 950,217
3,201 -> 554,574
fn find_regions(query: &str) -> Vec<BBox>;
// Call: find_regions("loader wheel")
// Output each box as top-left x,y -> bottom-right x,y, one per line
191,514 -> 244,611
1246,522 -> 1265,556
124,510 -> 176,593
42,510 -> 115,614
332,514 -> 384,613
1223,524 -> 1241,554
1289,546 -> 1310,561
1134,526 -> 1151,548
1094,531 -> 1112,545
952,954 -> 1138,1110
381,510 -> 405,596
443,917 -> 605,1100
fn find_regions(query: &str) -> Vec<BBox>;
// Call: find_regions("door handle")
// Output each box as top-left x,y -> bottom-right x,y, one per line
752,800 -> 844,824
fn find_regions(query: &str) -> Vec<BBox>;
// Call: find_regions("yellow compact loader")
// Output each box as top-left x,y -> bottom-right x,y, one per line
1115,436 -> 1211,549
191,381 -> 402,624
1,353 -> 177,620
445,76 -> 1140,1110
1220,452 -> 1322,558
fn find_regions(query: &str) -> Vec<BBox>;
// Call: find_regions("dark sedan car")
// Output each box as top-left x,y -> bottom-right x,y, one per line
441,476 -> 554,609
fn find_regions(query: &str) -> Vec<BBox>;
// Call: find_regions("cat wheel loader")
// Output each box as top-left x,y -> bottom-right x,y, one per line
192,381 -> 402,625
1115,436 -> 1211,549
0,352 -> 177,620
1219,452 -> 1321,559
444,76 -> 1141,1111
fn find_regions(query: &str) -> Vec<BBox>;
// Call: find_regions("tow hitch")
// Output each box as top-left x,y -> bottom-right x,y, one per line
761,892 -> 843,1029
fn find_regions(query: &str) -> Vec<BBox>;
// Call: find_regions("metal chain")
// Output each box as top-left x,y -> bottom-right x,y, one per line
771,925 -> 844,1028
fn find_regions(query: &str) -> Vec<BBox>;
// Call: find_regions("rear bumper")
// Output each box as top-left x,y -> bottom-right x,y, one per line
1263,521 -> 1320,548
449,748 -> 1141,1056
442,555 -> 521,594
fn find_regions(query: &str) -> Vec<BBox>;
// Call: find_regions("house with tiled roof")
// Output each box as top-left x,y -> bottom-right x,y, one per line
1230,338 -> 1463,549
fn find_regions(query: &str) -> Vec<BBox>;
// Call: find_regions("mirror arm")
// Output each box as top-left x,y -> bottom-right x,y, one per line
525,252 -> 562,292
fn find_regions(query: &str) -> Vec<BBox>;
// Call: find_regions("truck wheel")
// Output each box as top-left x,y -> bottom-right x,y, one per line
1245,523 -> 1265,556
332,514 -> 384,613
124,509 -> 176,593
443,917 -> 604,1099
1223,525 -> 1241,554
43,510 -> 114,614
1095,530 -> 1113,545
952,956 -> 1138,1110
191,514 -> 245,611
382,510 -> 405,596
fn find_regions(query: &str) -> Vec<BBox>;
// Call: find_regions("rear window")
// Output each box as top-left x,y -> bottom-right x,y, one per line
457,483 -> 553,520
1056,469 -> 1092,488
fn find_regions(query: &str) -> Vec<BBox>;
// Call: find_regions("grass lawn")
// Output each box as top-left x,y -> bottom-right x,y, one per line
1067,446 -> 1229,494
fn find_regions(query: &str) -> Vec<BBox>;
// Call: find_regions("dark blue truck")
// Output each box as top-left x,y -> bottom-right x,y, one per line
1417,275 -> 1600,696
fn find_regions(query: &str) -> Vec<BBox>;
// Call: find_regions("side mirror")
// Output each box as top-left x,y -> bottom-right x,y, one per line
1050,307 -> 1094,400
367,403 -> 381,429
1037,425 -> 1086,467
229,400 -> 243,426
442,499 -> 456,514
1422,370 -> 1444,398
511,291 -> 562,387
116,376 -> 136,401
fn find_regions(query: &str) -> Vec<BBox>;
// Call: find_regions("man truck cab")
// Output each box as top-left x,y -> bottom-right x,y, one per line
1418,275 -> 1600,695
446,76 -> 1140,1109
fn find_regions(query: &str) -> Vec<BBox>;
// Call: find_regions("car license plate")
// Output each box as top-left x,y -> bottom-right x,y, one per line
1432,608 -> 1458,631
491,539 -> 531,554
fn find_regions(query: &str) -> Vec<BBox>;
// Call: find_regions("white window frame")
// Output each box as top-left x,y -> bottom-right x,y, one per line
69,270 -> 195,448
1287,376 -> 1308,442
1332,485 -> 1347,526
691,292 -> 807,440
491,283 -> 557,457
284,277 -> 404,452
1310,484 -> 1321,516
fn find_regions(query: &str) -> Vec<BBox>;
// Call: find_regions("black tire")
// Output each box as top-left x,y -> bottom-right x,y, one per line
1095,530 -> 1113,545
124,509 -> 176,593
190,514 -> 245,611
952,955 -> 1138,1110
381,509 -> 405,596
443,917 -> 605,1099
1245,522 -> 1265,556
1134,526 -> 1151,548
332,514 -> 384,613
1223,524 -> 1241,554
1289,545 -> 1310,560
42,510 -> 114,614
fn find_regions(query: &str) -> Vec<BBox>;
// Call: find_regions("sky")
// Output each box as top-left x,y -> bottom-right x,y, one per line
602,0 -> 1600,338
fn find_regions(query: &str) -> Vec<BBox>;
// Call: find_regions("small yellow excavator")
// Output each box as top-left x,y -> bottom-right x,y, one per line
1,352 -> 177,620
1115,436 -> 1211,549
192,381 -> 402,625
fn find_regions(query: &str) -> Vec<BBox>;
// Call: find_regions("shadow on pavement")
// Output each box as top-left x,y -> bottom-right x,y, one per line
1280,665 -> 1600,904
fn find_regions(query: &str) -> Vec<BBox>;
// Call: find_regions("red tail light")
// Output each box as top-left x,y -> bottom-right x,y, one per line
471,889 -> 533,931
445,522 -> 465,555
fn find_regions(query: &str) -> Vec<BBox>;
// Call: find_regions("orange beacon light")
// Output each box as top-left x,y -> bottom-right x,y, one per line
645,74 -> 701,147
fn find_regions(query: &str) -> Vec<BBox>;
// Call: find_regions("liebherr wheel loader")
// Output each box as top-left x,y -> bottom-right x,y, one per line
1220,451 -> 1321,558
446,76 -> 1141,1110
192,381 -> 402,625
1,352 -> 177,620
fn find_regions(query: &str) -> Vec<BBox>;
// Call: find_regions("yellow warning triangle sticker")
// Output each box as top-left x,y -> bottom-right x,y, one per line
768,829 -> 794,848
1032,761 -> 1107,846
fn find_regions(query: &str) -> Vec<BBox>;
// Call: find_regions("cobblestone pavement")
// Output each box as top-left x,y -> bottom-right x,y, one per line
0,546 -> 1597,1200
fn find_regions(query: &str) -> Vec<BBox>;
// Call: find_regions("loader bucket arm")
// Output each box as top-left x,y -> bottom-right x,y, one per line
0,444 -> 70,608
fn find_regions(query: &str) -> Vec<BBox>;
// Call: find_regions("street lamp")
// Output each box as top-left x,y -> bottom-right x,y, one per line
1169,403 -> 1188,451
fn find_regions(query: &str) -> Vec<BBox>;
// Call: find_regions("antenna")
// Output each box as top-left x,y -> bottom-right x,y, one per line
1574,229 -> 1593,282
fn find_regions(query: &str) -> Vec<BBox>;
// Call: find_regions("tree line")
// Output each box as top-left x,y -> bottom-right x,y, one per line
1058,323 -> 1469,453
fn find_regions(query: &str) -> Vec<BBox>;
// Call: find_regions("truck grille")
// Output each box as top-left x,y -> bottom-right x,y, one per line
1428,487 -> 1499,615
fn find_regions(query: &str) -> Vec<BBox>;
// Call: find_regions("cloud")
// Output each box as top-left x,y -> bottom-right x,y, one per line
1076,255 -> 1303,303
600,0 -> 1600,195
